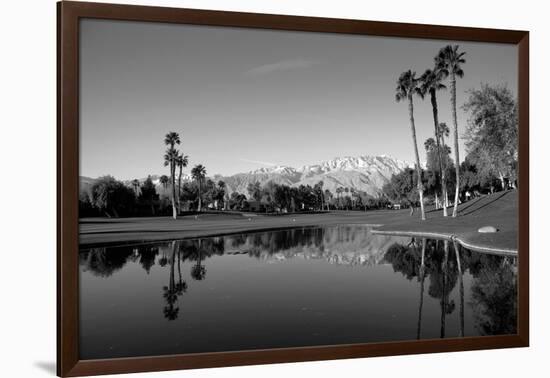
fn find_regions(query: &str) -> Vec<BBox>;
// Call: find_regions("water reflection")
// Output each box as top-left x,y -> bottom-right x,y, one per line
384,237 -> 517,337
79,226 -> 517,358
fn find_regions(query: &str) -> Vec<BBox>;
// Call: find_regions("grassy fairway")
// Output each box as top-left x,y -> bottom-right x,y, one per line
80,190 -> 517,253
375,190 -> 518,254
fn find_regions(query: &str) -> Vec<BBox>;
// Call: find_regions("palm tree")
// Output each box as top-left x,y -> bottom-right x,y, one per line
436,45 -> 466,217
395,70 -> 426,220
164,132 -> 180,149
419,67 -> 448,216
175,153 -> 189,214
163,132 -> 181,219
438,122 -> 451,207
424,137 -> 436,152
159,175 -> 169,189
191,164 -> 207,211
164,148 -> 179,219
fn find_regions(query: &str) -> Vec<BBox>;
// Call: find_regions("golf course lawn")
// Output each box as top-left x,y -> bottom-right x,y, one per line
80,190 -> 518,254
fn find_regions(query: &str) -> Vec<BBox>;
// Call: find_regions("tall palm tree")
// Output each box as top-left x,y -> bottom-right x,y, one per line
191,164 -> 207,211
175,153 -> 189,214
164,148 -> 179,219
438,122 -> 451,207
436,45 -> 466,217
395,70 -> 426,220
164,132 -> 181,219
419,67 -> 448,216
424,138 -> 441,209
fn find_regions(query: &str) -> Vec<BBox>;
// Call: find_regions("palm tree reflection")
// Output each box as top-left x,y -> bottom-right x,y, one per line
454,240 -> 465,337
189,239 -> 207,281
416,238 -> 426,339
162,241 -> 185,320
385,237 -> 516,338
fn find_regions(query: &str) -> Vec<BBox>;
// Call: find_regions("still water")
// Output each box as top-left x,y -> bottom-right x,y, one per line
79,225 -> 517,359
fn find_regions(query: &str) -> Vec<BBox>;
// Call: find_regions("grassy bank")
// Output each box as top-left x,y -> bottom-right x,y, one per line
373,190 -> 518,254
80,191 -> 517,254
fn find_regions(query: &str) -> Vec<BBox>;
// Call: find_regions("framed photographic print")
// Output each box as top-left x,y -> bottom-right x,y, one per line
57,1 -> 529,376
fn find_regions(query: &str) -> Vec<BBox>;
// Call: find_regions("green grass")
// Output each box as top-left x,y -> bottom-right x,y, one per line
80,190 -> 517,253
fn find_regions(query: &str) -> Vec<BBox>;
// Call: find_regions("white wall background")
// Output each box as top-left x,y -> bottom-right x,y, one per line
0,0 -> 547,377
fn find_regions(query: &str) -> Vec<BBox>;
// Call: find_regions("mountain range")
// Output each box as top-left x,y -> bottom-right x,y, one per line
80,155 -> 411,197
215,155 -> 411,196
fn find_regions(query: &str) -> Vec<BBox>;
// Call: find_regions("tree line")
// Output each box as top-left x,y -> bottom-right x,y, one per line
79,132 -> 218,218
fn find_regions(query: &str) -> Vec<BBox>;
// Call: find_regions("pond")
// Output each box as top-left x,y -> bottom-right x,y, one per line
79,225 -> 517,359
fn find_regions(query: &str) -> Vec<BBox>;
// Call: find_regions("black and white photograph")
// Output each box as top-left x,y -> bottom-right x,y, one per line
77,18 -> 519,359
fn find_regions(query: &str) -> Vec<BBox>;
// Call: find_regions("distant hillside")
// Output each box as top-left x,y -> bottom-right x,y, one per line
79,155 -> 411,197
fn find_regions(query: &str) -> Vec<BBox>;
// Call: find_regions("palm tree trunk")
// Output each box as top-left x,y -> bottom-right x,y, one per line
441,131 -> 449,210
408,95 -> 426,220
171,162 -> 177,219
177,166 -> 182,214
197,180 -> 202,211
430,90 -> 448,217
451,73 -> 460,217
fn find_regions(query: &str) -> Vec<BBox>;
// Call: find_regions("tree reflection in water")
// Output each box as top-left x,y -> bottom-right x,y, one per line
384,237 -> 517,337
79,226 -> 517,332
163,241 -> 185,320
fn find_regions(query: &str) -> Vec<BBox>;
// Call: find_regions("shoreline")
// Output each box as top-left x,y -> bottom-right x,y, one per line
80,219 -> 517,256
371,229 -> 517,256
79,191 -> 518,255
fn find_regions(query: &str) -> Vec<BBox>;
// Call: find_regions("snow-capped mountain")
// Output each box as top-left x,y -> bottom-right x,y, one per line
220,155 -> 411,196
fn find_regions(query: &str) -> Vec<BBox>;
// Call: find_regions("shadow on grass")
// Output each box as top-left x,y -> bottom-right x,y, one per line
459,191 -> 512,217
424,191 -> 512,217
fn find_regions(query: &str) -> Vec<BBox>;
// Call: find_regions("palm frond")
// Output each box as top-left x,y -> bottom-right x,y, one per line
164,132 -> 181,147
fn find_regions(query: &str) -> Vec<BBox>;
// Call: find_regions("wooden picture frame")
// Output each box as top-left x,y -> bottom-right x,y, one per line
57,1 -> 529,376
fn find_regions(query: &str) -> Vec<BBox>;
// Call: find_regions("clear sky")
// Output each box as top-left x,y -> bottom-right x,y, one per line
80,19 -> 517,180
